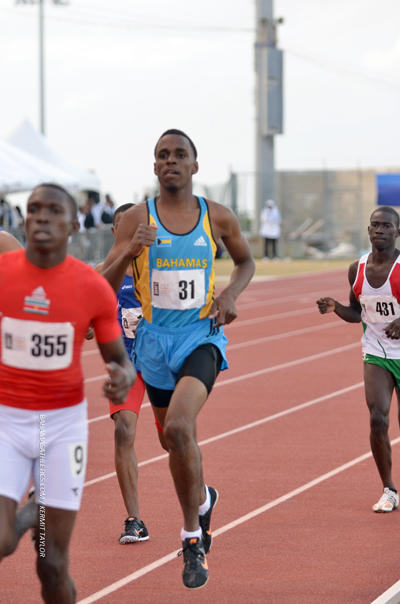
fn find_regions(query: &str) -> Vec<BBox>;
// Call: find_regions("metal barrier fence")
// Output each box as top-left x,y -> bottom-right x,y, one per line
7,226 -> 115,266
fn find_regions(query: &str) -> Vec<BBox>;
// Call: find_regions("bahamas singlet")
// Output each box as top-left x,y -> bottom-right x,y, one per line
132,197 -> 217,328
353,253 -> 400,359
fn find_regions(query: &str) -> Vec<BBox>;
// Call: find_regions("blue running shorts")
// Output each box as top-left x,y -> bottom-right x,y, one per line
133,317 -> 228,390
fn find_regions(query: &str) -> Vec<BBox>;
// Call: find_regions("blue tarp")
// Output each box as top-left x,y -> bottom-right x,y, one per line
377,174 -> 400,207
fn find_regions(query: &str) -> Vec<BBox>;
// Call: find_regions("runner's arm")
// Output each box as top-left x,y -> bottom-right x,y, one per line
209,204 -> 255,327
101,206 -> 157,293
316,261 -> 362,323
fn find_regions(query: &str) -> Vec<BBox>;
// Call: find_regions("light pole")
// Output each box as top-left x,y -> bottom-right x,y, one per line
16,0 -> 69,135
254,0 -> 284,231
39,0 -> 45,134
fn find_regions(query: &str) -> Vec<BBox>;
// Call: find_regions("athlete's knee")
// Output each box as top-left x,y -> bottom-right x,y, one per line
114,413 -> 137,448
369,406 -> 390,435
157,430 -> 169,452
164,417 -> 193,452
37,547 -> 71,589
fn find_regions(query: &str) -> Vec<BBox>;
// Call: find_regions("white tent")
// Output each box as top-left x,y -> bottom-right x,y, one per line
7,120 -> 100,192
0,140 -> 80,195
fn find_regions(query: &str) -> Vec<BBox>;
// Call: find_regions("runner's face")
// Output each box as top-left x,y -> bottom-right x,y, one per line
154,134 -> 198,191
25,187 -> 79,251
368,211 -> 400,250
111,212 -> 122,239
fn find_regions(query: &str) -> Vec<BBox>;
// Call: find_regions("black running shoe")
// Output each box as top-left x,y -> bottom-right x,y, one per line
199,486 -> 219,555
179,537 -> 209,590
119,517 -> 149,544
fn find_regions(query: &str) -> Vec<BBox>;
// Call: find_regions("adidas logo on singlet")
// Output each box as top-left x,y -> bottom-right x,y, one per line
194,236 -> 207,246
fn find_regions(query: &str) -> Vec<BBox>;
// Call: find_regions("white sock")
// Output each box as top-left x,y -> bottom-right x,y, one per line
198,485 -> 211,516
181,527 -> 202,541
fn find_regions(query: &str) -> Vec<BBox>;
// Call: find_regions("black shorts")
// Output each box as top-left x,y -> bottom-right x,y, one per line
145,343 -> 222,408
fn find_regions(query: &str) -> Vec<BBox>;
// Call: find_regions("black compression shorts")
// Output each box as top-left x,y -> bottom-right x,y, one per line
145,343 -> 222,408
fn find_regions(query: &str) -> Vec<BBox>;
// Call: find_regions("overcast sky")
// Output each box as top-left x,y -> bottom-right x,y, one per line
0,0 -> 399,210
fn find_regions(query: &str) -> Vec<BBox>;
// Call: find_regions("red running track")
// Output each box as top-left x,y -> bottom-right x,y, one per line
3,268 -> 400,604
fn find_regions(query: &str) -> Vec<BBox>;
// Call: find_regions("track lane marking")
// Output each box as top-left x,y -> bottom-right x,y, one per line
83,320 -> 354,388
78,433 -> 398,604
215,342 -> 359,387
85,341 -> 360,424
84,381 -> 363,487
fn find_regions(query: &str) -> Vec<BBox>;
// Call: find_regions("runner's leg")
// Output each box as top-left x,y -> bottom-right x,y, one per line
364,363 -> 396,490
36,507 -> 77,604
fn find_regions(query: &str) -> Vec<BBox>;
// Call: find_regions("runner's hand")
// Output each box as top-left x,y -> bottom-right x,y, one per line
209,290 -> 237,327
85,326 -> 95,340
103,362 -> 136,404
384,318 -> 400,340
126,223 -> 158,258
316,297 -> 336,314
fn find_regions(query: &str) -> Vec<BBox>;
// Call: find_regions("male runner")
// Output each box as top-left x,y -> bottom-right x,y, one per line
93,203 -> 149,544
317,206 -> 400,513
102,129 -> 255,589
0,183 -> 135,604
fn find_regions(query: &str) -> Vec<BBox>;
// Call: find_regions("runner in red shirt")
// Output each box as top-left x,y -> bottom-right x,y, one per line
0,183 -> 135,604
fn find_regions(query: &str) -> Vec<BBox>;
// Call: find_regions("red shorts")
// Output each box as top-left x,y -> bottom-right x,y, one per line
109,372 -> 145,417
109,372 -> 163,433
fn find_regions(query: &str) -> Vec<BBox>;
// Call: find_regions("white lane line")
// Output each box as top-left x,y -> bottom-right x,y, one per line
83,320 -> 352,389
82,349 -> 99,357
226,304 -> 348,329
85,341 -> 360,424
78,436 -> 399,604
214,342 -> 360,388
371,581 -> 400,604
235,287 -> 348,311
228,319 -> 340,350
84,374 -> 108,384
84,381 -> 363,487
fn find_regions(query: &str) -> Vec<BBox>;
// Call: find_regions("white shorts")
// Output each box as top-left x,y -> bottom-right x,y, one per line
0,400 -> 88,511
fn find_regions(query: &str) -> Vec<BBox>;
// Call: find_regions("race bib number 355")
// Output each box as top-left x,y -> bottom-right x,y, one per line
1,317 -> 74,370
359,295 -> 400,324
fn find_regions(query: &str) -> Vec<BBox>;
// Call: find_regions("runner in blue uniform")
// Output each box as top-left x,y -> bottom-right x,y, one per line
102,130 -> 255,590
92,204 -> 155,543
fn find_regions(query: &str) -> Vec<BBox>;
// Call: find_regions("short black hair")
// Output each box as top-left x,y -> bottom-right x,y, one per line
371,206 -> 400,228
113,202 -> 134,225
33,183 -> 78,220
154,129 -> 197,160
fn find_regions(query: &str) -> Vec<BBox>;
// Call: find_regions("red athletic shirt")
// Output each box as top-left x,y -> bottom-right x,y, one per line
0,250 -> 122,410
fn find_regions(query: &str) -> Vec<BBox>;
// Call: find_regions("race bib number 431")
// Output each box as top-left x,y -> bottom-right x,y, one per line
1,317 -> 74,370
359,295 -> 400,323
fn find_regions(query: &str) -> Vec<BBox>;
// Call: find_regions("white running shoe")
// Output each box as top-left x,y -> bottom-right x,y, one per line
372,487 -> 399,513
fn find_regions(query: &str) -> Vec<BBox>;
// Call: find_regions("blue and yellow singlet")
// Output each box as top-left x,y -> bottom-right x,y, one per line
132,197 -> 217,328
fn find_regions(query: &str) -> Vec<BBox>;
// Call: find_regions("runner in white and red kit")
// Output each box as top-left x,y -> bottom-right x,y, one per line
0,183 -> 135,604
317,206 -> 400,513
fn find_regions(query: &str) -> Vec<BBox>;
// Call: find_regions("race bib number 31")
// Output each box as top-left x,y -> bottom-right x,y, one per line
151,268 -> 205,310
1,317 -> 74,370
359,295 -> 400,323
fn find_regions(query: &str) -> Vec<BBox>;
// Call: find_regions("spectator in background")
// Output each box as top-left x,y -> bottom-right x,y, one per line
87,192 -> 103,227
101,194 -> 116,225
259,199 -> 281,261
